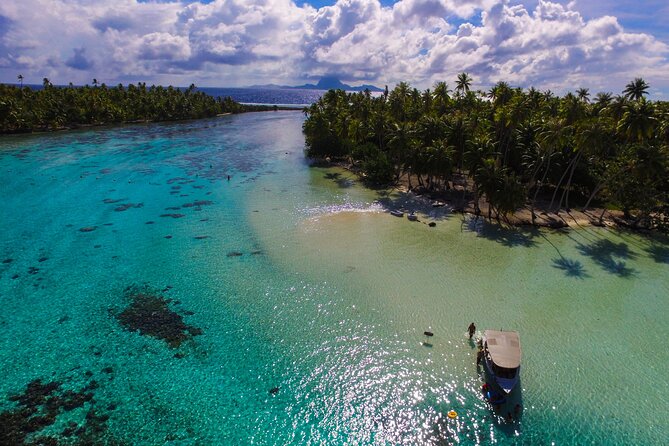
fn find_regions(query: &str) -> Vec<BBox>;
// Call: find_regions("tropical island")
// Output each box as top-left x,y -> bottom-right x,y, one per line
303,74 -> 669,232
0,79 -> 283,134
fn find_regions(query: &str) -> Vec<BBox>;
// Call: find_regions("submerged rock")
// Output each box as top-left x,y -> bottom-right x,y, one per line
116,285 -> 202,348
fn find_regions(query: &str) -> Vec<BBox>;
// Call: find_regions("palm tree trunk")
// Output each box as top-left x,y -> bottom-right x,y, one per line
549,154 -> 577,211
559,152 -> 581,210
582,181 -> 604,211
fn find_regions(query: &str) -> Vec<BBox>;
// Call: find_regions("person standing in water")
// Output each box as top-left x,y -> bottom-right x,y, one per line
468,322 -> 476,339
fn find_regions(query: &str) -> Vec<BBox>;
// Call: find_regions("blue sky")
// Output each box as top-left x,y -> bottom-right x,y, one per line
1,0 -> 668,96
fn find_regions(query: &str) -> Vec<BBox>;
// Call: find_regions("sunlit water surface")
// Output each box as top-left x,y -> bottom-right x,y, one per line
0,112 -> 667,445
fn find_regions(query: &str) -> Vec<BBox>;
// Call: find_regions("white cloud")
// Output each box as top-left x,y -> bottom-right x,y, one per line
0,0 -> 667,94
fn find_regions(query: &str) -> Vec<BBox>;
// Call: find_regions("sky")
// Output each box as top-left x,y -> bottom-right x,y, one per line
1,0 -> 668,97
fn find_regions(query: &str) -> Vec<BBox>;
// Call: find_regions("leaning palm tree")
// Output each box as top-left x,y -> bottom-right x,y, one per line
455,72 -> 472,96
17,74 -> 23,88
623,78 -> 649,101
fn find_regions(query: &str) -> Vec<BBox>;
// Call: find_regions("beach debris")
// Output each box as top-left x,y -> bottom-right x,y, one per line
422,330 -> 434,347
116,284 -> 202,348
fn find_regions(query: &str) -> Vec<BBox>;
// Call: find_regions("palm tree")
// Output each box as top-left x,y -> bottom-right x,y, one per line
455,72 -> 472,96
17,74 -> 23,88
93,78 -> 99,87
623,78 -> 649,101
617,99 -> 656,142
576,88 -> 590,103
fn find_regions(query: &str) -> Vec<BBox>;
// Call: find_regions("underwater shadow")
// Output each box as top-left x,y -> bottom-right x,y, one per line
551,258 -> 590,279
323,172 -> 355,188
644,244 -> 669,264
576,239 -> 638,277
462,216 -> 538,248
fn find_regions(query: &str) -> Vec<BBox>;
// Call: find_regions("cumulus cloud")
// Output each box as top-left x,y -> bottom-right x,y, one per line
0,0 -> 667,94
65,47 -> 93,70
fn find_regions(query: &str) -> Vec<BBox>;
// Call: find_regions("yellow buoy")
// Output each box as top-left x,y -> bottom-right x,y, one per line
447,410 -> 458,419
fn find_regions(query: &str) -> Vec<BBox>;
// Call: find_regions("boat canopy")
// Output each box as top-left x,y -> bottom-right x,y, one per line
484,330 -> 521,369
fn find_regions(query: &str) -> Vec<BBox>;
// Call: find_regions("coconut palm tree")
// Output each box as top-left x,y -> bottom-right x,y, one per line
576,88 -> 590,103
17,74 -> 23,88
455,72 -> 472,96
617,99 -> 657,142
623,78 -> 649,101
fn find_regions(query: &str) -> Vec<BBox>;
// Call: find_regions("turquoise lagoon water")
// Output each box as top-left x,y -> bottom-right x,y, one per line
0,112 -> 667,445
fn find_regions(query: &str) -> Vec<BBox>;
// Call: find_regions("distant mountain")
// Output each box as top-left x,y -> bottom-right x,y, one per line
247,77 -> 383,92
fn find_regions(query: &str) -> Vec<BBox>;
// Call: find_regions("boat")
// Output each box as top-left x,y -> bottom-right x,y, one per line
407,212 -> 418,221
482,330 -> 521,394
390,210 -> 404,217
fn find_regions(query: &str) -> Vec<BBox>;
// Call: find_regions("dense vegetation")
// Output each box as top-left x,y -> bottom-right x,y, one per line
303,75 -> 669,230
0,79 -> 277,134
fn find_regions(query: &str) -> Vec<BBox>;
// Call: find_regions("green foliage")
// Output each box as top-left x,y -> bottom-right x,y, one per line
302,77 -> 669,226
0,82 -> 273,134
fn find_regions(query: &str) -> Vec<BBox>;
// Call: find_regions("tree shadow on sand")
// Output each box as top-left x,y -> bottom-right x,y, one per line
323,172 -> 356,188
644,244 -> 669,264
576,239 -> 638,277
462,216 -> 538,248
551,258 -> 590,279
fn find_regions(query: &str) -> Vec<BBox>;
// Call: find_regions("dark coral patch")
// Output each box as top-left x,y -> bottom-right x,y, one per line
102,198 -> 124,204
194,235 -> 209,240
38,257 -> 48,262
165,206 -> 181,211
227,251 -> 243,257
0,377 -> 108,445
160,213 -> 185,219
79,226 -> 98,232
116,285 -> 202,348
114,203 -> 143,212
12,274 -> 19,279
164,235 -> 173,239
2,258 -> 12,264
28,266 -> 39,275
145,221 -> 155,225
182,200 -> 213,208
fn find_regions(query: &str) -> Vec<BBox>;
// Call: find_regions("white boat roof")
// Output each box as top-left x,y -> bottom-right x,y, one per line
484,330 -> 521,369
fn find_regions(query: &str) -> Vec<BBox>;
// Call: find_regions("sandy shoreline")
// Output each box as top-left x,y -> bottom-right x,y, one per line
322,159 -> 629,231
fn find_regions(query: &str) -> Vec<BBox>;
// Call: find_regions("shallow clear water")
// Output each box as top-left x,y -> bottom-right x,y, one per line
0,112 -> 667,445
